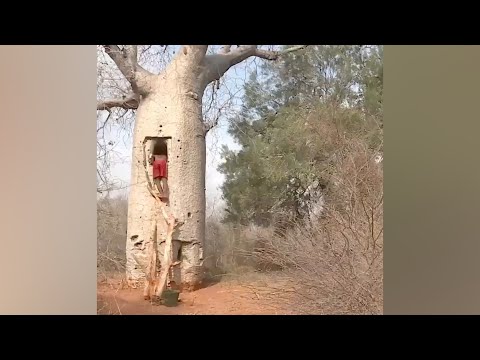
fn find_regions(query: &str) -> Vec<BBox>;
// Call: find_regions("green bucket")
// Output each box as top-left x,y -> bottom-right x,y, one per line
161,289 -> 180,307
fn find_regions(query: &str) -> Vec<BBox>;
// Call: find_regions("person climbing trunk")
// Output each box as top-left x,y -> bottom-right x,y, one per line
149,154 -> 169,202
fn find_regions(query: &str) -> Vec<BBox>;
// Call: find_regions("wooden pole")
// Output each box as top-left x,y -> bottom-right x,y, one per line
141,138 -> 183,304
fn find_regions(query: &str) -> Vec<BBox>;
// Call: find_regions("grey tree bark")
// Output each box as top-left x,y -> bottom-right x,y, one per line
97,45 -> 308,290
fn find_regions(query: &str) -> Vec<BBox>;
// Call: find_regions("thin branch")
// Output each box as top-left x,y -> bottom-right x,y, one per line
254,45 -> 309,60
204,118 -> 219,134
203,85 -> 237,134
97,93 -> 139,111
97,112 -> 112,133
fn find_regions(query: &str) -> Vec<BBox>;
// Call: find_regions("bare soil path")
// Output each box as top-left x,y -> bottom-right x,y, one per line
97,273 -> 292,315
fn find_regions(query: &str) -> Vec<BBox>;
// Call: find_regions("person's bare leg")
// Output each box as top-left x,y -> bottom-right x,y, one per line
154,178 -> 164,198
161,178 -> 169,200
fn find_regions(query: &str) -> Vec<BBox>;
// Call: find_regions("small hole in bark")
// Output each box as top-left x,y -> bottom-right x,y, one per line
187,212 -> 192,218
177,139 -> 180,142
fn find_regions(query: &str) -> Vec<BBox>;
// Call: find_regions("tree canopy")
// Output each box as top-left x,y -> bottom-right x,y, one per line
219,45 -> 383,225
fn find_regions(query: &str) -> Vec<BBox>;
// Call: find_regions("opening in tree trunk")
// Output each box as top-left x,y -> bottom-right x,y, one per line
125,81 -> 206,292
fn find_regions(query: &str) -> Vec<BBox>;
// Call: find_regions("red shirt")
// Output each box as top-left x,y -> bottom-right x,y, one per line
153,158 -> 168,179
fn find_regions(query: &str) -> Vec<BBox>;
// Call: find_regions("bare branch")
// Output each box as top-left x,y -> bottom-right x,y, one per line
97,93 -> 139,111
124,45 -> 137,65
103,45 -> 133,80
102,45 -> 153,94
202,45 -> 309,86
202,46 -> 256,85
254,45 -> 309,60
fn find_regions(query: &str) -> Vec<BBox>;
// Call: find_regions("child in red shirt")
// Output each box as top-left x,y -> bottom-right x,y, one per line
149,154 -> 169,201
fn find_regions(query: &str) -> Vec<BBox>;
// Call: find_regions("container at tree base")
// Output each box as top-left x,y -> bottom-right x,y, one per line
162,289 -> 180,307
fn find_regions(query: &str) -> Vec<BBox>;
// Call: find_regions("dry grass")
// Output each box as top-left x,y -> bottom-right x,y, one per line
97,196 -> 128,273
204,221 -> 260,275
97,195 -> 129,315
242,140 -> 383,314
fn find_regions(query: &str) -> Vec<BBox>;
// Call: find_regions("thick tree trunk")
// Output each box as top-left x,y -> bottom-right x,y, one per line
126,70 -> 206,291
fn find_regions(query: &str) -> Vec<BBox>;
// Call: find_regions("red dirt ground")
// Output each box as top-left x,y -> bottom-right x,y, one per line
97,273 -> 291,315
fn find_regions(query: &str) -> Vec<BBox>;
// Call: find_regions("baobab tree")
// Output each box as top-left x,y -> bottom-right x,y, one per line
97,45 -> 307,291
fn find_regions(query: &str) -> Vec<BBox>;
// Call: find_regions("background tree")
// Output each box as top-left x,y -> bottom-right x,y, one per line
220,45 -> 383,226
